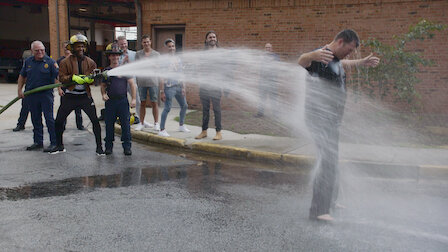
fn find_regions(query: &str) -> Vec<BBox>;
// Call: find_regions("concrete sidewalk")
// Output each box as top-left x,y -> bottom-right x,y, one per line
1,83 -> 447,172
123,105 -> 448,169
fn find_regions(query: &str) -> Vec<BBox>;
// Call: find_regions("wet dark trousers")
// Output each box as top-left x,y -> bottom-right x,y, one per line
308,120 -> 341,218
306,81 -> 346,219
104,97 -> 131,151
55,94 -> 102,148
200,88 -> 222,132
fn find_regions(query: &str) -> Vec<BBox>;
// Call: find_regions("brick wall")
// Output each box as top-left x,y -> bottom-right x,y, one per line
140,0 -> 448,114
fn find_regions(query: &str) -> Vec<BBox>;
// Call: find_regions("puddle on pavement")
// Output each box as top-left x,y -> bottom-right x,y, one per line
0,160 -> 308,201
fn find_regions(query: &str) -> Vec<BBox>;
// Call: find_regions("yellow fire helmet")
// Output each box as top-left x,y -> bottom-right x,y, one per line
129,113 -> 135,125
116,108 -> 135,125
105,42 -> 123,55
67,33 -> 89,52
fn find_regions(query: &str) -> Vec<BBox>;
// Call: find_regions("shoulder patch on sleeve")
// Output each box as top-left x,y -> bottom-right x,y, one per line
54,62 -> 59,69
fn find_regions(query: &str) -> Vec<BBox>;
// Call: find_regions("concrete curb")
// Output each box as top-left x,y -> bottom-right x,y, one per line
114,125 -> 314,166
113,125 -> 448,176
114,125 -> 187,149
191,142 -> 316,167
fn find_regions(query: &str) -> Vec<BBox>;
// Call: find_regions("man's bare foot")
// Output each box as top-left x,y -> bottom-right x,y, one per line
335,203 -> 346,209
317,214 -> 334,221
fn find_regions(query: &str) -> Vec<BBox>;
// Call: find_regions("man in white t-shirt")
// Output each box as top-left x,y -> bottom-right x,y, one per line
117,36 -> 140,124
134,35 -> 161,131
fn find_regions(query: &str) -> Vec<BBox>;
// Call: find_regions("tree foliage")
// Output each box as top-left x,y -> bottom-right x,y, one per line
350,20 -> 445,109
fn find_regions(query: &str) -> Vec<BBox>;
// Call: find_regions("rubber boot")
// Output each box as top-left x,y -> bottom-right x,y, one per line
213,131 -> 222,141
195,130 -> 207,139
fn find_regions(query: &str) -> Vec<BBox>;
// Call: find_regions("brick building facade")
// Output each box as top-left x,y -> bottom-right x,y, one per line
140,0 -> 447,114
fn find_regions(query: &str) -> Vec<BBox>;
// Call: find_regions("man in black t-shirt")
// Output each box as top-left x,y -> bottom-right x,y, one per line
298,29 -> 379,221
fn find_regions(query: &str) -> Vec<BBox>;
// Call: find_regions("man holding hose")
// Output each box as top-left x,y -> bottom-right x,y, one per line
17,40 -> 58,152
49,34 -> 104,156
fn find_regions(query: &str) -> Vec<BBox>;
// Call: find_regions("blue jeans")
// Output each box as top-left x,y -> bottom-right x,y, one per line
160,85 -> 188,130
28,92 -> 56,145
104,97 -> 131,151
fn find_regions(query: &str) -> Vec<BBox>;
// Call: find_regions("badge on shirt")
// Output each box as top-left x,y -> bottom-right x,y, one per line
44,63 -> 49,69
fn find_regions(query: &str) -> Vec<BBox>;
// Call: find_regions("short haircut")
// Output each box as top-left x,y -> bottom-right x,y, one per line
164,38 -> 175,46
334,29 -> 360,47
142,34 -> 150,41
31,40 -> 44,50
117,36 -> 127,41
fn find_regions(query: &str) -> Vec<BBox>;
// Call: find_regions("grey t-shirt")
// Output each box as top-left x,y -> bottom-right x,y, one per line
135,49 -> 160,87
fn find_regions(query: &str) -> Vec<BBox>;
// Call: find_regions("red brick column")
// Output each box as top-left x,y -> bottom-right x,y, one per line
48,0 -> 69,60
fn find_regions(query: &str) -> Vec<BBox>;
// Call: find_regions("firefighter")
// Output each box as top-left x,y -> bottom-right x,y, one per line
49,33 -> 105,155
100,42 -> 136,156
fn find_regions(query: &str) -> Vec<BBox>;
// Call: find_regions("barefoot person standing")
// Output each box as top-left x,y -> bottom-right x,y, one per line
298,29 -> 380,221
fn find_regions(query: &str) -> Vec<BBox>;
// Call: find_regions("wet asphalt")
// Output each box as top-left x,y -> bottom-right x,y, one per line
0,127 -> 447,251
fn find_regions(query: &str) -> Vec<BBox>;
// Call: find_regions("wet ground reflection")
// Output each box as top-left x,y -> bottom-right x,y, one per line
0,161 -> 308,201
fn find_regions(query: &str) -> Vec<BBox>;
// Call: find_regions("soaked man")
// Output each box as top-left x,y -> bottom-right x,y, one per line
50,33 -> 104,155
298,29 -> 380,221
195,31 -> 224,141
17,41 -> 58,152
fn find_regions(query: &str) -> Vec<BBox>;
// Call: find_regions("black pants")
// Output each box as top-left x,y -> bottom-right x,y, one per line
199,88 -> 222,132
17,97 -> 29,127
306,80 -> 346,219
61,100 -> 83,130
55,94 -> 102,148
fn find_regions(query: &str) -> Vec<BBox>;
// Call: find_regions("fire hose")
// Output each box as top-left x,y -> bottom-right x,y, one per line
0,69 -> 108,116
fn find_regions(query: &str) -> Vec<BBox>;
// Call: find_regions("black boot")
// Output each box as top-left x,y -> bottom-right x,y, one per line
13,125 -> 25,132
124,149 -> 132,156
26,143 -> 43,151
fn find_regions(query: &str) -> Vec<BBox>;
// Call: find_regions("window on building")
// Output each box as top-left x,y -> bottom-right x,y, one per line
115,26 -> 137,41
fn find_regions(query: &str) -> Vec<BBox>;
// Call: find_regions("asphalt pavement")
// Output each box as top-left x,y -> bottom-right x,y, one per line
1,83 -> 448,251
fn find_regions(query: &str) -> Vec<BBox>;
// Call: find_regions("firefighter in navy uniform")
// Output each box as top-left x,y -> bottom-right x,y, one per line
49,33 -> 105,155
17,41 -> 58,152
100,43 -> 136,156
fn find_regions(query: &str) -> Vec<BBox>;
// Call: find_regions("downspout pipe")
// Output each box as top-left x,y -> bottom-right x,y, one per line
135,0 -> 142,50
56,0 -> 60,59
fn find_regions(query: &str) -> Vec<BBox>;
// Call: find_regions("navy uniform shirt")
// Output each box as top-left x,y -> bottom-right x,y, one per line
103,66 -> 128,98
20,55 -> 59,93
